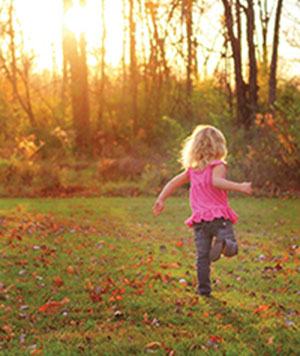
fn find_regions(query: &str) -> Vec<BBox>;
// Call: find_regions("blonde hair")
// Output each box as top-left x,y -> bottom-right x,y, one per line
180,125 -> 227,171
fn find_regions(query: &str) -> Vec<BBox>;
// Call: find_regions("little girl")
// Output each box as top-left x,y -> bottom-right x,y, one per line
153,125 -> 252,297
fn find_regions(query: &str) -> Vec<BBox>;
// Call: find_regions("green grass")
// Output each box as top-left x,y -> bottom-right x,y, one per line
0,197 -> 299,355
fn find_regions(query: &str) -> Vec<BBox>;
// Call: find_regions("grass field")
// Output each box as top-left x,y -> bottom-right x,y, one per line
0,197 -> 299,355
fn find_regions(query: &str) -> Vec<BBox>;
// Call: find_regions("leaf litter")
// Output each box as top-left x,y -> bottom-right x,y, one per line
0,198 -> 299,355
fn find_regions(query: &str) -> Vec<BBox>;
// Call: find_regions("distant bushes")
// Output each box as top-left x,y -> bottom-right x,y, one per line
0,77 -> 299,197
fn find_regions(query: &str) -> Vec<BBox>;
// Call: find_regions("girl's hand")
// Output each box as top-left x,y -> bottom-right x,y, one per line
240,182 -> 252,194
152,199 -> 164,216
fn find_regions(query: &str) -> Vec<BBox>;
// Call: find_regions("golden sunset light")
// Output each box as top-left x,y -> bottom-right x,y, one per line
0,3 -> 299,353
12,0 -> 300,77
15,0 -> 124,70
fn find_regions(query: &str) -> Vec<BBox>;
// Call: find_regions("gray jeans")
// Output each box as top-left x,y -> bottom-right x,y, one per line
193,218 -> 237,295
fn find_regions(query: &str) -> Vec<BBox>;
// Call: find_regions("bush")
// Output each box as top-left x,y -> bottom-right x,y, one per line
0,158 -> 61,195
97,156 -> 146,182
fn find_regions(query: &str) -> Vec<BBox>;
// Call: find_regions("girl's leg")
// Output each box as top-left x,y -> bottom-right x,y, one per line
212,219 -> 238,259
220,221 -> 238,257
193,222 -> 212,296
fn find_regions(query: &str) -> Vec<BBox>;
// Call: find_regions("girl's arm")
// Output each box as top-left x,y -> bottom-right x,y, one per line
212,164 -> 252,194
152,171 -> 189,215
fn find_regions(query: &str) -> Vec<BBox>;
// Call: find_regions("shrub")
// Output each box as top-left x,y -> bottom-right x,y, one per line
97,156 -> 146,182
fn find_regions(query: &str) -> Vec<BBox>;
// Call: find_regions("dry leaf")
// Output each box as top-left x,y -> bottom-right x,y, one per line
145,341 -> 161,349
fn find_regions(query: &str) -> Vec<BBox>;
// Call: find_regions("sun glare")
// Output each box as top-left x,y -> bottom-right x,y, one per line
64,3 -> 88,37
14,0 -> 124,70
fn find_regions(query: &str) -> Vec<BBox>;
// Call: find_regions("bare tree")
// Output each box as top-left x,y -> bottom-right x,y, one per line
0,0 -> 37,127
221,0 -> 283,126
221,0 -> 250,127
257,0 -> 271,72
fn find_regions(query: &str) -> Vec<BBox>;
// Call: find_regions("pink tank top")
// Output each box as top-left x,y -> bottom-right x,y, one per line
184,160 -> 238,227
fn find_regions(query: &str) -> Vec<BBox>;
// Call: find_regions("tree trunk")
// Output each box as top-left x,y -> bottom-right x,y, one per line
97,0 -> 106,130
8,0 -> 17,102
222,0 -> 250,127
246,0 -> 258,125
258,0 -> 269,72
185,0 -> 193,99
63,0 -> 90,152
269,0 -> 283,110
129,0 -> 138,136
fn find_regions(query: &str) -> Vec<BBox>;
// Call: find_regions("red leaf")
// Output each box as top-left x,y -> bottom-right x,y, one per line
52,275 -> 64,288
89,294 -> 103,303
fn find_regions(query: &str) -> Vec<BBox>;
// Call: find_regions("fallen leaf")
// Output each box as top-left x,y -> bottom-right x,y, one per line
38,298 -> 70,314
89,293 -> 103,303
253,305 -> 271,314
268,336 -> 274,345
145,341 -> 161,349
1,325 -> 13,334
223,324 -> 232,330
53,275 -> 64,288
175,240 -> 183,248
169,262 -> 180,268
67,265 -> 75,274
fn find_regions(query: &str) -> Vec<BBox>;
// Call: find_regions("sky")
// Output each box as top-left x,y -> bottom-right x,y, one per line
12,0 -> 300,78
14,0 -> 124,69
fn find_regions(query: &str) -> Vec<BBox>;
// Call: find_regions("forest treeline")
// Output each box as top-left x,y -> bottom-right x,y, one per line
0,0 -> 299,197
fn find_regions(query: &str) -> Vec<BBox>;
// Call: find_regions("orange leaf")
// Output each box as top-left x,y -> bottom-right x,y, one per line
67,265 -> 75,274
39,302 -> 62,313
175,240 -> 184,248
224,324 -> 232,330
1,325 -> 13,334
253,305 -> 271,314
38,298 -> 69,314
145,341 -> 161,349
169,262 -> 180,268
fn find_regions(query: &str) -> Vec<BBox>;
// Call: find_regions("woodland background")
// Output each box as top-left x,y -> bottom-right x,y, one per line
0,0 -> 300,198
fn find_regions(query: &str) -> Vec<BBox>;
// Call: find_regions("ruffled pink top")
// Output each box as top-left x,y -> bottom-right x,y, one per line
184,160 -> 238,227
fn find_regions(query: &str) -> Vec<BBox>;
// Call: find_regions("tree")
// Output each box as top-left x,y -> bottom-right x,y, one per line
257,0 -> 270,72
268,0 -> 283,110
143,0 -> 170,131
221,0 -> 251,128
0,0 -> 37,127
183,0 -> 194,99
97,0 -> 106,130
245,0 -> 258,122
62,0 -> 90,152
221,0 -> 283,127
129,0 -> 138,136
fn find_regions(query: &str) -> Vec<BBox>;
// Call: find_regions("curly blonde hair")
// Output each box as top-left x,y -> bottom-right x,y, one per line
180,125 -> 227,171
